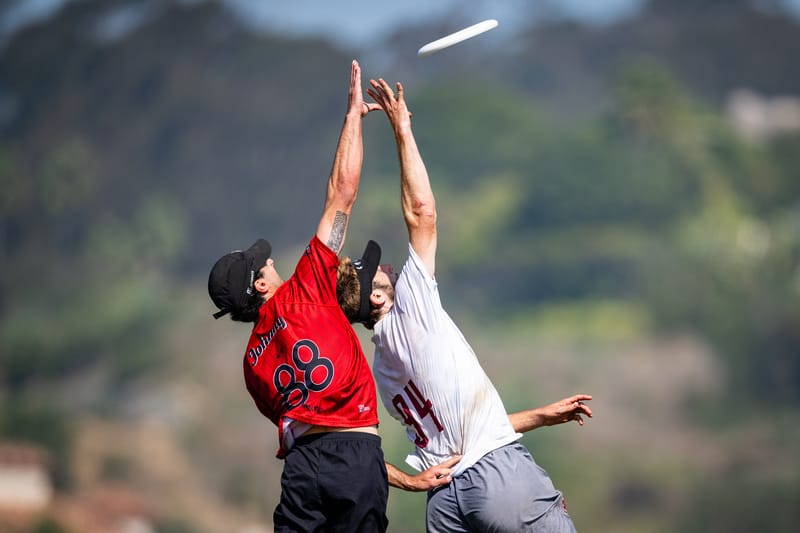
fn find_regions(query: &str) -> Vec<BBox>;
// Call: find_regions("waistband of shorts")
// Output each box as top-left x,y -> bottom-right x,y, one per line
294,430 -> 382,447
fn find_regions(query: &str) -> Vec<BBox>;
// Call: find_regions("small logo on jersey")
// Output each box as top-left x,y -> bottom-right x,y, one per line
358,405 -> 371,413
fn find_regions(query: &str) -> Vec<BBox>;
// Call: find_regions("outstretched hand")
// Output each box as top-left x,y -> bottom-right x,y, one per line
366,78 -> 412,130
539,394 -> 594,427
508,394 -> 594,433
348,60 -> 381,117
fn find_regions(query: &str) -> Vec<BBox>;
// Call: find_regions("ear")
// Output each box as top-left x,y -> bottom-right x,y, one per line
253,278 -> 269,294
369,291 -> 385,308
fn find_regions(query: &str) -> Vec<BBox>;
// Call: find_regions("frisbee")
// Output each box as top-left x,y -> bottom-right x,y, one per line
417,19 -> 499,57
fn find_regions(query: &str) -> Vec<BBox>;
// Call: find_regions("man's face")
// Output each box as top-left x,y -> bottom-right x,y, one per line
374,264 -> 398,289
371,264 -> 397,311
257,258 -> 283,291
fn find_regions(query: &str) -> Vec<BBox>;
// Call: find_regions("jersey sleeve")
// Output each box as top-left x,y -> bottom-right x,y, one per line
392,243 -> 444,332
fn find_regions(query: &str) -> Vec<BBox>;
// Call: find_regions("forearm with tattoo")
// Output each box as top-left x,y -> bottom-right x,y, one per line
326,211 -> 348,253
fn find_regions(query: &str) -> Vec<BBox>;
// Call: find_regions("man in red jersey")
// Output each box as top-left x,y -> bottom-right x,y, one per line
207,60 -> 388,532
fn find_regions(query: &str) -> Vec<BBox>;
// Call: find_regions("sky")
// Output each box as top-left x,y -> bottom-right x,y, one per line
2,0 -> 800,48
219,0 -> 645,46
1,0 -> 642,45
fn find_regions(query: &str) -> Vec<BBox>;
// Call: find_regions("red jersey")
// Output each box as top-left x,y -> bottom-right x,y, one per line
242,236 -> 379,457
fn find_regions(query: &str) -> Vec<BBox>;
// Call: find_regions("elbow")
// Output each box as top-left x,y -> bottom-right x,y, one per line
406,211 -> 436,236
403,195 -> 436,228
417,204 -> 436,228
410,196 -> 436,220
403,202 -> 437,231
424,205 -> 437,221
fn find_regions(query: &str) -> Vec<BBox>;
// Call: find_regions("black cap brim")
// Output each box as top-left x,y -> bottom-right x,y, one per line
244,239 -> 272,269
354,240 -> 381,323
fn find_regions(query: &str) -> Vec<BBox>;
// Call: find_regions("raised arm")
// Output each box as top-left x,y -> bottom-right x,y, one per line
508,394 -> 593,433
367,79 -> 437,276
316,60 -> 380,253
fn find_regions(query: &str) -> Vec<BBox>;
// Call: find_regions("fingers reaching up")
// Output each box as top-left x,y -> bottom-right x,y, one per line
367,78 -> 412,131
348,60 -> 381,117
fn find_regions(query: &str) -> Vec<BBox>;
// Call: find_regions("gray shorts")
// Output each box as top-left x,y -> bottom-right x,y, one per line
426,442 -> 577,533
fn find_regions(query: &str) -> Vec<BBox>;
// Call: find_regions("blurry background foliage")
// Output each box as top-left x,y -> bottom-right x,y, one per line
0,0 -> 798,532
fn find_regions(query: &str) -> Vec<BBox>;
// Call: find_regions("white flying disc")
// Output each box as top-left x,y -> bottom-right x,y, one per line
417,19 -> 499,57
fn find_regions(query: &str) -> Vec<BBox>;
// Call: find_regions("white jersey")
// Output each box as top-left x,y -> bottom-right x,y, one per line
372,244 -> 521,476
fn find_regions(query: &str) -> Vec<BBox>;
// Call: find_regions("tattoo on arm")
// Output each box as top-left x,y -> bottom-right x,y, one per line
327,211 -> 348,252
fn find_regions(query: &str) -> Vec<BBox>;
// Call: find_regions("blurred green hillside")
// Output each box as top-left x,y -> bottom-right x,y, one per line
1,0 -> 799,532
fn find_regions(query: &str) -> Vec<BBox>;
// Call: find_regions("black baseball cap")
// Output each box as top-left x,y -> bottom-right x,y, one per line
353,240 -> 382,324
208,239 -> 272,319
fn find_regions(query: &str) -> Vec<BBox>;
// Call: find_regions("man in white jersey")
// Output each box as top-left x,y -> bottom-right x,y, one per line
337,77 -> 593,531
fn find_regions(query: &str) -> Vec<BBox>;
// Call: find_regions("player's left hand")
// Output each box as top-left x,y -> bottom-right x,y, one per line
540,394 -> 593,426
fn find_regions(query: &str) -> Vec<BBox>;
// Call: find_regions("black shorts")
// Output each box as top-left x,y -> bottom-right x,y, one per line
274,432 -> 388,533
